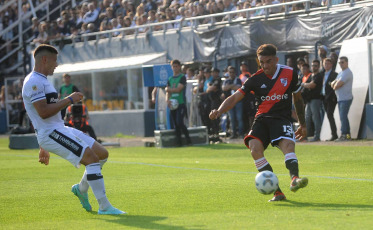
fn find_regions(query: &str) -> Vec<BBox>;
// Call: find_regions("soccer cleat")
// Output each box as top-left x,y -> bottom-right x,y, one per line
71,184 -> 92,211
268,191 -> 286,202
98,206 -> 126,215
290,177 -> 308,192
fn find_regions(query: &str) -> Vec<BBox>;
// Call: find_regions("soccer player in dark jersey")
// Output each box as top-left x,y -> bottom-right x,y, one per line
209,44 -> 308,202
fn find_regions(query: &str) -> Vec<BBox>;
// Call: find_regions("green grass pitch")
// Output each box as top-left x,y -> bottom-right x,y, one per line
1,137 -> 373,229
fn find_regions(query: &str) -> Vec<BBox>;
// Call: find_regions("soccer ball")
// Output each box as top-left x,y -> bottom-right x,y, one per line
255,171 -> 279,195
169,99 -> 179,110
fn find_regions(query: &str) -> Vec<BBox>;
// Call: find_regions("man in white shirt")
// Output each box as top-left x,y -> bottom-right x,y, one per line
331,56 -> 353,141
22,44 -> 125,215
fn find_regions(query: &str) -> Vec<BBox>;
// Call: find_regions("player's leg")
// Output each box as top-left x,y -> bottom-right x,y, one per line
278,139 -> 308,192
245,119 -> 285,202
78,141 -> 109,194
80,148 -> 125,214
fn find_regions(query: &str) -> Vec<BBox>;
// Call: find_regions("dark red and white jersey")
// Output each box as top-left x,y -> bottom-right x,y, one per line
238,64 -> 301,121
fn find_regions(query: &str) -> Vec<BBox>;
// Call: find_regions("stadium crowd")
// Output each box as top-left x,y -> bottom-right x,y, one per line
1,0 -> 357,47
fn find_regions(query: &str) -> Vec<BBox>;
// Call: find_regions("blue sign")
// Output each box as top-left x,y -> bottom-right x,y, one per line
143,64 -> 173,87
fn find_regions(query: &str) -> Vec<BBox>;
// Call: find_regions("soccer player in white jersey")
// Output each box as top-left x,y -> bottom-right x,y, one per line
22,44 -> 125,215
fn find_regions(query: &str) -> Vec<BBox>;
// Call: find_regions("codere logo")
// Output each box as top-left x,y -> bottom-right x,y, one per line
261,93 -> 288,101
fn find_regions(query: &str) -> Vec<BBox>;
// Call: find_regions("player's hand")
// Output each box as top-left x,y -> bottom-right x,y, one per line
166,100 -> 171,108
39,148 -> 50,165
295,124 -> 307,141
68,92 -> 84,103
209,109 -> 220,120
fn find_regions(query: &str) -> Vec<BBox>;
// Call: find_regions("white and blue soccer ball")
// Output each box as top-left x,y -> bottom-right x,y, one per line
169,99 -> 179,110
255,171 -> 279,195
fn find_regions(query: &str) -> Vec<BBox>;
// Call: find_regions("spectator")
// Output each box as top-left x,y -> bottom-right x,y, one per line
59,73 -> 80,119
60,10 -> 75,36
301,60 -> 323,142
318,45 -> 328,71
296,57 -> 305,82
222,66 -> 244,138
111,18 -> 121,36
116,0 -> 128,17
206,67 -> 223,143
31,17 -> 40,39
83,3 -> 99,25
239,61 -> 255,134
185,67 -> 194,80
331,56 -> 353,141
147,9 -> 158,23
145,0 -> 158,12
223,0 -> 236,12
329,51 -> 339,72
321,58 -> 338,141
33,21 -> 49,45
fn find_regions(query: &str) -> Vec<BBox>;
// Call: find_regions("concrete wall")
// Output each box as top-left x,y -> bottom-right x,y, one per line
89,110 -> 155,137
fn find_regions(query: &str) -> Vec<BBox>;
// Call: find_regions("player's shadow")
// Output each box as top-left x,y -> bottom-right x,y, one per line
275,200 -> 373,210
99,214 -> 204,230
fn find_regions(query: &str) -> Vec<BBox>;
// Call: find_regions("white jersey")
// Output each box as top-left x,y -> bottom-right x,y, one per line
22,71 -> 64,136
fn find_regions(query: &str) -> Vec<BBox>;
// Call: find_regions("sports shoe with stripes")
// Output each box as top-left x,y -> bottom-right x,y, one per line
268,191 -> 286,202
290,177 -> 308,192
71,184 -> 92,211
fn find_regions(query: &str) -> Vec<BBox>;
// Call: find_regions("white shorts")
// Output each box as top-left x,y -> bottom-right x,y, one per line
38,126 -> 96,168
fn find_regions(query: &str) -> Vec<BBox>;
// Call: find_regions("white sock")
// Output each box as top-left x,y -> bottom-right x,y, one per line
79,170 -> 89,193
85,163 -> 111,210
79,158 -> 108,193
99,158 -> 107,169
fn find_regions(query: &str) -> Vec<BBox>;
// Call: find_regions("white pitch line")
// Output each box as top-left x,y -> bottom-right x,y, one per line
110,161 -> 373,182
4,154 -> 373,182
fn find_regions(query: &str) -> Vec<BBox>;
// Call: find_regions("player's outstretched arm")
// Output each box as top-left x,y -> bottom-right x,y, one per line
39,147 -> 50,165
209,91 -> 244,120
293,91 -> 307,140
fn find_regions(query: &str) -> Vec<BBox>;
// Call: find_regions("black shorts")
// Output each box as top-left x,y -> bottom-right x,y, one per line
244,117 -> 295,149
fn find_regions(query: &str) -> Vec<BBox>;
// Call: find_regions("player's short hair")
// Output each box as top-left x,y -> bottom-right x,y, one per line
63,73 -> 71,78
302,63 -> 310,68
339,56 -> 348,62
228,66 -> 235,71
171,59 -> 181,66
33,44 -> 58,58
312,59 -> 320,65
324,58 -> 332,64
256,44 -> 277,56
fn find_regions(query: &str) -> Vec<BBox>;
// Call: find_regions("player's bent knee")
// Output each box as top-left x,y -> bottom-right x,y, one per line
80,148 -> 100,166
92,142 -> 109,160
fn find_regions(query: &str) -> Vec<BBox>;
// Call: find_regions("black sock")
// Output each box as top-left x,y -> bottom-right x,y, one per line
285,159 -> 299,179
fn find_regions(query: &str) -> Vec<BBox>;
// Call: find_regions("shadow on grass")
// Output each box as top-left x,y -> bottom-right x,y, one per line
275,200 -> 373,210
99,214 -> 204,230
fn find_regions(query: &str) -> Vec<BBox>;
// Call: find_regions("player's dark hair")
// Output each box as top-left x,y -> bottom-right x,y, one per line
171,59 -> 181,66
33,44 -> 58,58
257,44 -> 277,56
324,58 -> 332,64
228,66 -> 235,71
312,59 -> 320,65
339,56 -> 348,62
302,63 -> 310,68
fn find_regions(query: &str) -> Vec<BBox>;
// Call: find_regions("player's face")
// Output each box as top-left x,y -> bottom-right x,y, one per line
323,60 -> 332,71
172,63 -> 181,75
46,54 -> 58,76
258,55 -> 278,76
